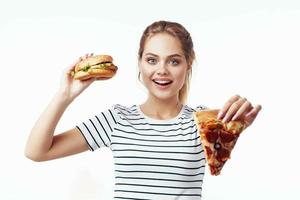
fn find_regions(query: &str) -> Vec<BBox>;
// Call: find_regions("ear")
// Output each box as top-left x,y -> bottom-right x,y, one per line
137,60 -> 142,82
139,58 -> 144,68
187,65 -> 192,71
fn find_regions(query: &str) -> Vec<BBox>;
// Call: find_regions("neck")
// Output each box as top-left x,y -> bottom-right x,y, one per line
140,95 -> 183,120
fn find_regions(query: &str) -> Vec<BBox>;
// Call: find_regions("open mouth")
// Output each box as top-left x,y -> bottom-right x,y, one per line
152,79 -> 173,86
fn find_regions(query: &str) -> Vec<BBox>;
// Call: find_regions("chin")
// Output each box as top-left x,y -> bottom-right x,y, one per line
144,81 -> 181,101
150,91 -> 179,102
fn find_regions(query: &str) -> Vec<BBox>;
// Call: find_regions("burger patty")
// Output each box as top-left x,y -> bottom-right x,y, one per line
81,62 -> 116,72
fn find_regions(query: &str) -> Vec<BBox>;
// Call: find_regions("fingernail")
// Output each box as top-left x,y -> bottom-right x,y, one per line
232,116 -> 237,121
257,105 -> 262,111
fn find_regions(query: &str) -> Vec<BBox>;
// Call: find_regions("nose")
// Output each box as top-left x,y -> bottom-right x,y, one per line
156,63 -> 169,75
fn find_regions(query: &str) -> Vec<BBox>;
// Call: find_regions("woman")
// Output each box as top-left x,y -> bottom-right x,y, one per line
25,20 -> 261,199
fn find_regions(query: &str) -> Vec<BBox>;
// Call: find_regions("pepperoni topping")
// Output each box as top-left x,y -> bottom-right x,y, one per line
206,121 -> 223,130
205,146 -> 213,159
216,147 -> 230,162
219,130 -> 237,143
205,130 -> 219,143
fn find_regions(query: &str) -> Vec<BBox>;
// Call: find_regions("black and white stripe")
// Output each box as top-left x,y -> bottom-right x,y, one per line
77,104 -> 207,200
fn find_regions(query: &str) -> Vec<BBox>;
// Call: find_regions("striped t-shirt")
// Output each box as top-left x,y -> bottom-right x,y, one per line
76,104 -> 207,200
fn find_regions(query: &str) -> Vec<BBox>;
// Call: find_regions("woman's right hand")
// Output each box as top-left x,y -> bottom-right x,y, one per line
57,53 -> 96,102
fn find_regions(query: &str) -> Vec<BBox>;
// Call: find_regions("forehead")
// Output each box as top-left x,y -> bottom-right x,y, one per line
143,33 -> 184,57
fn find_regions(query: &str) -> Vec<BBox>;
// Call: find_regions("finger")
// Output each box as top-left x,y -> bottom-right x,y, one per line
243,104 -> 262,127
232,100 -> 252,121
80,54 -> 88,61
245,104 -> 262,119
72,57 -> 82,67
96,77 -> 111,80
81,77 -> 96,88
64,57 -> 82,74
218,95 -> 241,119
222,97 -> 247,123
65,53 -> 92,76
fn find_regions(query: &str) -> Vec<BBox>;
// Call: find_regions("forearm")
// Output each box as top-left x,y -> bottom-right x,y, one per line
25,91 -> 72,161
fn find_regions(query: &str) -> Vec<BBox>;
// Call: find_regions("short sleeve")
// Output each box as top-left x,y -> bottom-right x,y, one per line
76,106 -> 118,151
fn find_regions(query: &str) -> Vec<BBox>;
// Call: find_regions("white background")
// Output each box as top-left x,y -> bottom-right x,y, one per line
0,0 -> 299,199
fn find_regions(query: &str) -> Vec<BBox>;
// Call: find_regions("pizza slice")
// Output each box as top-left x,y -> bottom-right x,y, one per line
193,109 -> 246,175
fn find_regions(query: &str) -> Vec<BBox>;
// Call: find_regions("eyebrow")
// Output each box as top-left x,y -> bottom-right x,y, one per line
145,53 -> 182,58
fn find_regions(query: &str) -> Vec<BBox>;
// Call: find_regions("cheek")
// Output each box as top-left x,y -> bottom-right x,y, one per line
139,65 -> 154,80
139,68 -> 153,85
174,70 -> 187,86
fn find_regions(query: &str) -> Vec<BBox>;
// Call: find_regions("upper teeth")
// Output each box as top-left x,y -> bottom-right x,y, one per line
154,80 -> 171,84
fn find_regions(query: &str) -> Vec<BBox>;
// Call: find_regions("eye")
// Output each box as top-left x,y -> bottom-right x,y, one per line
146,57 -> 157,65
169,59 -> 180,66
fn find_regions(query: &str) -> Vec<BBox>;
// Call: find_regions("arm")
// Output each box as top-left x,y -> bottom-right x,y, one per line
24,53 -> 95,162
24,92 -> 89,161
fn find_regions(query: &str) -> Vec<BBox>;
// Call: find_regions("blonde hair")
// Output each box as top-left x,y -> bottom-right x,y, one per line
138,21 -> 195,104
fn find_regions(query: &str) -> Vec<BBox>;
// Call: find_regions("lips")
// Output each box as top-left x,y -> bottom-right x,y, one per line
152,79 -> 173,86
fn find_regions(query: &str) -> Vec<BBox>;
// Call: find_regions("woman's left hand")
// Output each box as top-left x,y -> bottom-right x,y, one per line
217,95 -> 262,128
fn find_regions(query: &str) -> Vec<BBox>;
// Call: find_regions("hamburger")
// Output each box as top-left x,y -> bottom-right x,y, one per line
72,55 -> 118,80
